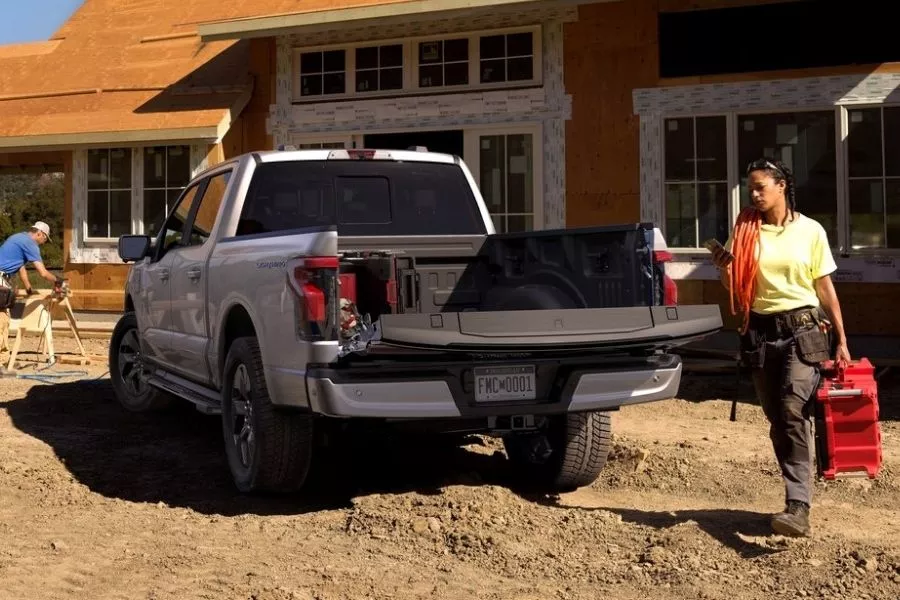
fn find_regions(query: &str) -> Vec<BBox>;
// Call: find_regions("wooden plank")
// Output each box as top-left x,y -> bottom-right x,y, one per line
57,354 -> 107,366
675,279 -> 703,305
65,289 -> 123,311
82,264 -> 129,289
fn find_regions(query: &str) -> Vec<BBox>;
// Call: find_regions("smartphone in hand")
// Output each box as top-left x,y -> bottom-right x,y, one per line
703,238 -> 734,266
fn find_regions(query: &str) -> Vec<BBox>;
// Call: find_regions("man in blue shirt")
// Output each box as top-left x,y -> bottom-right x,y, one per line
0,221 -> 60,356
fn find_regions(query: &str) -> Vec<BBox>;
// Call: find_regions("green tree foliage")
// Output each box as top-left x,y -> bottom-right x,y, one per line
0,173 -> 64,269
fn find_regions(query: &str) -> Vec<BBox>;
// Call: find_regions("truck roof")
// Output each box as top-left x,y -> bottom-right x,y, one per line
253,147 -> 461,165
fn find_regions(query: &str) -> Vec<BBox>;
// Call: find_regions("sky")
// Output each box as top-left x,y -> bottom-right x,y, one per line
0,0 -> 83,45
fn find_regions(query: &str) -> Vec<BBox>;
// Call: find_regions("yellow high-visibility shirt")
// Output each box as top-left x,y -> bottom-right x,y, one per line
724,212 -> 837,315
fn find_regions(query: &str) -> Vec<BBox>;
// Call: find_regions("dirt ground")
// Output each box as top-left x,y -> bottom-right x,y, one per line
1,336 -> 899,600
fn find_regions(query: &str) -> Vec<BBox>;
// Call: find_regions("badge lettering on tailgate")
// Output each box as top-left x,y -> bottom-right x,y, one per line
474,365 -> 536,402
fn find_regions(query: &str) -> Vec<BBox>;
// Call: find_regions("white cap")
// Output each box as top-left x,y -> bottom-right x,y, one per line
33,221 -> 51,241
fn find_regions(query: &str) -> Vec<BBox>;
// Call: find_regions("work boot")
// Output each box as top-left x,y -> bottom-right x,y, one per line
771,500 -> 811,537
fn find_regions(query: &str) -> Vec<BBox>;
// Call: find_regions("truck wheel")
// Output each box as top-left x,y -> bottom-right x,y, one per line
220,336 -> 313,493
109,312 -> 172,412
503,411 -> 612,492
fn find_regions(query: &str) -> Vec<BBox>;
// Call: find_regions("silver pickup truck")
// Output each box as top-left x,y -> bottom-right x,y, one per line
111,147 -> 722,495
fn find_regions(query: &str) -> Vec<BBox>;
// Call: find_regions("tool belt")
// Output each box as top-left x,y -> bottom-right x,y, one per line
740,306 -> 833,368
0,272 -> 16,310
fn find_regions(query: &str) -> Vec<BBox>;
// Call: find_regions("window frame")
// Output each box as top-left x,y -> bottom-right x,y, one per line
141,145 -> 192,237
658,104 -> 900,256
661,114 -> 730,249
290,25 -> 543,103
413,36 -> 473,91
81,145 -> 196,245
295,47 -> 349,99
842,103 -> 900,253
463,123 -> 544,233
84,147 -> 134,243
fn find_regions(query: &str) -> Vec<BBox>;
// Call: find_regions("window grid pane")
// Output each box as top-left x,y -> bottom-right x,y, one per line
663,117 -> 727,248
737,111 -> 838,246
300,50 -> 346,97
479,133 -> 535,234
846,107 -> 896,250
419,39 -> 469,88
357,45 -> 403,92
479,32 -> 534,84
143,145 -> 190,235
660,108 -> 900,252
86,148 -> 133,238
296,33 -> 538,98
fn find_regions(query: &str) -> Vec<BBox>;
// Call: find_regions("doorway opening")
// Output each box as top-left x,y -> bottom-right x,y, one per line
363,130 -> 464,157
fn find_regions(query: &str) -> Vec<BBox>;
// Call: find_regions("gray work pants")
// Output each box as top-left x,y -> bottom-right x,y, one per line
750,336 -> 820,507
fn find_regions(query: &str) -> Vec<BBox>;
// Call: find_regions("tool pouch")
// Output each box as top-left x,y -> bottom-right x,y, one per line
0,274 -> 16,310
794,324 -> 831,366
739,328 -> 766,369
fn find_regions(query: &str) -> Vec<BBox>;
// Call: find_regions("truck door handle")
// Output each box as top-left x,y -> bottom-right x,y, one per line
160,269 -> 170,281
187,268 -> 202,281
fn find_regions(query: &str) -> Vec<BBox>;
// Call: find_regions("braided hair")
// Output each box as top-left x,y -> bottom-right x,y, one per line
746,157 -> 796,219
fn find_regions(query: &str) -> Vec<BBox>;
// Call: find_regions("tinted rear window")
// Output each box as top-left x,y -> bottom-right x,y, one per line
236,160 -> 486,237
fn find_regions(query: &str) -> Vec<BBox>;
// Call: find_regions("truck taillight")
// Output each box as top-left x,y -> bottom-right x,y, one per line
347,149 -> 376,160
288,256 -> 339,341
653,250 -> 673,263
663,275 -> 678,306
652,250 -> 678,306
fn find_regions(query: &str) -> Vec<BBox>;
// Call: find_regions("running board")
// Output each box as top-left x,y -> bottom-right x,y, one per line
146,371 -> 222,415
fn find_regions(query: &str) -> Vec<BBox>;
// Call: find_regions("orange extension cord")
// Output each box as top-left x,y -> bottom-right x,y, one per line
729,207 -> 763,335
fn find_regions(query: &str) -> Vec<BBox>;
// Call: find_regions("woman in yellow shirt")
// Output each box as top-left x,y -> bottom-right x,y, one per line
711,158 -> 851,538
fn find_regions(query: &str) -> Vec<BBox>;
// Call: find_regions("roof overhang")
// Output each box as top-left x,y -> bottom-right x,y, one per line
0,83 -> 253,153
0,126 -> 222,153
197,0 -> 616,41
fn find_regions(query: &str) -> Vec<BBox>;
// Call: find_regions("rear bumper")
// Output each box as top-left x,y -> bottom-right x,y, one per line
304,353 -> 682,419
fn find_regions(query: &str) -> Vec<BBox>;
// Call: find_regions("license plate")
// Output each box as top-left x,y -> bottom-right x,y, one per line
474,365 -> 536,402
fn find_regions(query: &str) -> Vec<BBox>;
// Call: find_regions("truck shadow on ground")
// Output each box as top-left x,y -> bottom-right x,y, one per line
3,379 -> 523,517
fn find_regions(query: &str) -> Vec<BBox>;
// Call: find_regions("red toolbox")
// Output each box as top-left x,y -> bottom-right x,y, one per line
814,358 -> 883,480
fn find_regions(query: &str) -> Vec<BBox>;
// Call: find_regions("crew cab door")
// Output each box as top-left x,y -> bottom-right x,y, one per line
167,168 -> 232,385
138,181 -> 204,365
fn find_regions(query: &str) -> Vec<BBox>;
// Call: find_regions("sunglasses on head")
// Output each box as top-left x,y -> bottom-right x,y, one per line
746,159 -> 784,178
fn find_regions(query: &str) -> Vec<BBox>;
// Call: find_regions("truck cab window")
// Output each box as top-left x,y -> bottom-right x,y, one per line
235,160 -> 487,237
336,177 -> 391,224
236,166 -> 335,236
187,171 -> 231,246
157,182 -> 202,258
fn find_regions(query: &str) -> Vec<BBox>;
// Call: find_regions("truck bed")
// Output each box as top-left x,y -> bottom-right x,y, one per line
339,224 -> 719,355
342,224 -> 657,313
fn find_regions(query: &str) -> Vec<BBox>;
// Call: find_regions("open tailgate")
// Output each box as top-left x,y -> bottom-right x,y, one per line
374,305 -> 722,352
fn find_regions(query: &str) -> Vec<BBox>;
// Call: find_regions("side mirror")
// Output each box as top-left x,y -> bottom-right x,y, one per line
118,235 -> 152,262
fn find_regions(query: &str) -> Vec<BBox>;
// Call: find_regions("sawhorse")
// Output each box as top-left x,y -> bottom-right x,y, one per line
4,290 -> 86,372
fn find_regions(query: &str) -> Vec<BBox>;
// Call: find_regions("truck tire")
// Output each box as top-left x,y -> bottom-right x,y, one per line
220,336 -> 313,493
503,411 -> 612,492
109,312 -> 172,412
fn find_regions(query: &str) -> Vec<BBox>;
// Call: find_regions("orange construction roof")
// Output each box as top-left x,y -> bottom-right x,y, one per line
0,0 -> 483,149
0,0 -> 275,149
